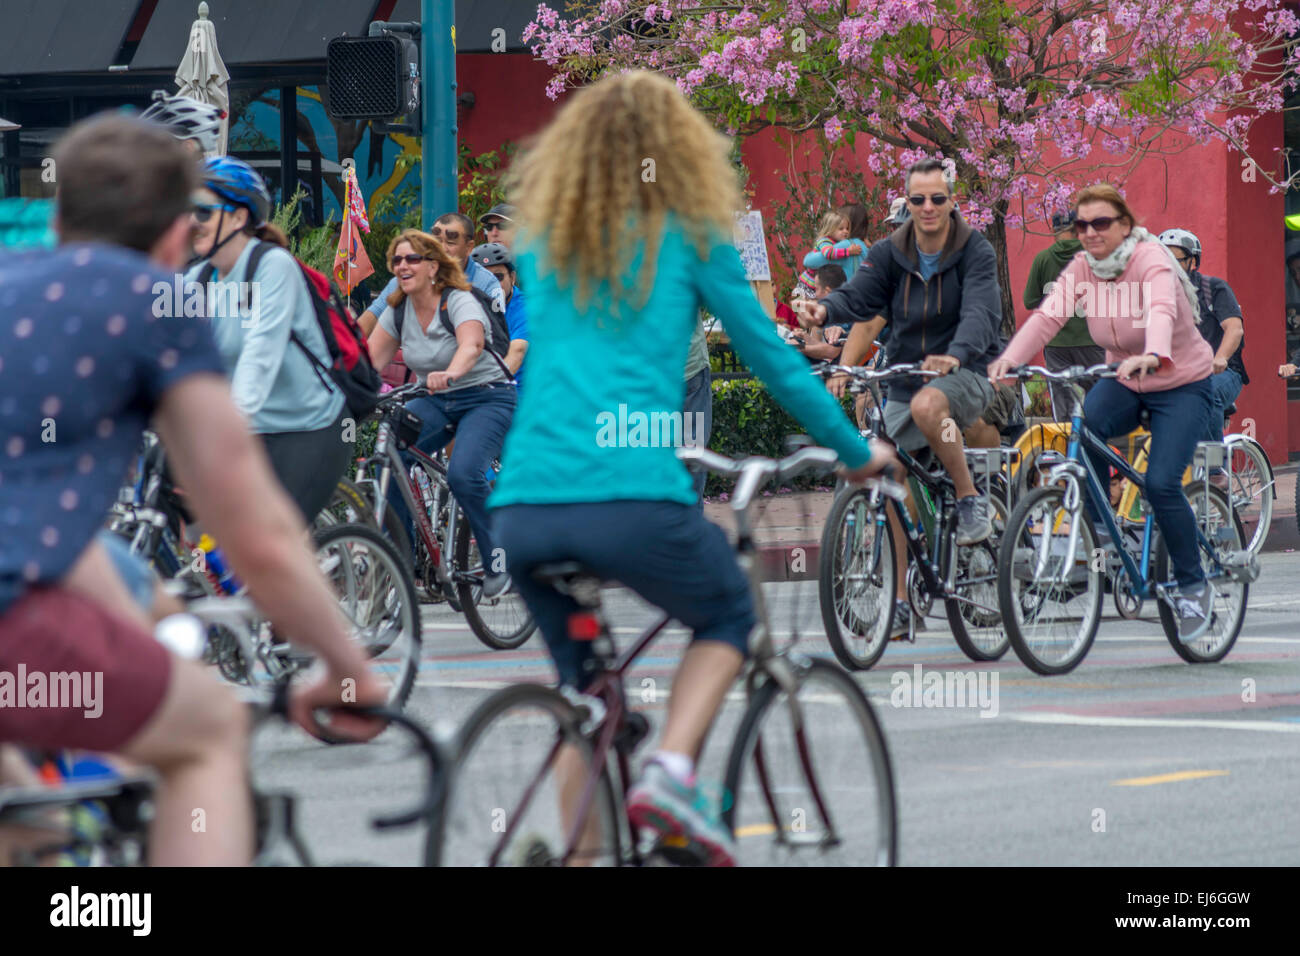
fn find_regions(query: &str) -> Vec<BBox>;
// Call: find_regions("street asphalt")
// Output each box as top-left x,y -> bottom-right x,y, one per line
250,551 -> 1300,866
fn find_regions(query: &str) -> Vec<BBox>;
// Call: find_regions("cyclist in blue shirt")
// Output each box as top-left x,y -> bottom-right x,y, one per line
471,241 -> 529,383
490,71 -> 895,865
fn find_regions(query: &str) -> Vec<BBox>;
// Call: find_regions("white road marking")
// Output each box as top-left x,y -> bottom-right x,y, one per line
1008,712 -> 1300,734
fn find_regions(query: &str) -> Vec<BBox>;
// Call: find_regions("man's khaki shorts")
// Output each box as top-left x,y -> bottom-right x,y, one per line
883,368 -> 995,453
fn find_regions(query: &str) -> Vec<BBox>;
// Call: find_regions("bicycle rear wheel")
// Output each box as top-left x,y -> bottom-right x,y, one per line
946,494 -> 1009,661
1154,482 -> 1247,663
997,486 -> 1103,675
430,684 -> 621,866
817,487 -> 896,671
722,658 -> 897,866
1223,436 -> 1273,556
454,513 -> 537,650
311,524 -> 422,710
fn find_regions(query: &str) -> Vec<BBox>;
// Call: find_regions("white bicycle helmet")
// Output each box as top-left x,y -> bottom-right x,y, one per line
1158,227 -> 1201,262
140,91 -> 225,154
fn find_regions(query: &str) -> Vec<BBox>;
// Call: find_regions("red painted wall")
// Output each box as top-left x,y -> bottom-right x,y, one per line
456,54 -> 564,156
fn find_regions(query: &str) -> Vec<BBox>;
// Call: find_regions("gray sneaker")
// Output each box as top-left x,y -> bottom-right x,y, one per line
1173,582 -> 1214,643
954,495 -> 993,546
483,572 -> 513,598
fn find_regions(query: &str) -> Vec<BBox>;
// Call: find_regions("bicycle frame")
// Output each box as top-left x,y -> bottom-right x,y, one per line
1054,408 -> 1225,601
487,460 -> 857,866
359,418 -> 459,577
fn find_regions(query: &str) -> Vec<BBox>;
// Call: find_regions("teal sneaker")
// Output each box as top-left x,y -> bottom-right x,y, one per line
626,760 -> 737,866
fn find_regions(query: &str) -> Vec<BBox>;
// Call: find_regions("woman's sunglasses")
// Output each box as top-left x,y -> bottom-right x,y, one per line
391,254 -> 432,267
191,202 -> 237,223
1074,216 -> 1120,235
907,193 -> 950,207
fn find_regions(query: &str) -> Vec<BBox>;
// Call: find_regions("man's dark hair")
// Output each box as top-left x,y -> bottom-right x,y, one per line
815,264 -> 846,291
53,115 -> 197,252
905,158 -> 951,194
435,212 -> 474,235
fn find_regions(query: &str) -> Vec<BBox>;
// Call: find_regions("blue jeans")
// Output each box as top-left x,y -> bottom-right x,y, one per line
1204,368 -> 1243,443
393,384 -> 516,563
682,367 -> 714,507
1082,377 -> 1212,589
493,500 -> 754,689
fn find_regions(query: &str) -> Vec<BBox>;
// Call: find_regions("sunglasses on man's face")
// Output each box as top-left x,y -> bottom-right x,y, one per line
1074,216 -> 1119,235
191,203 -> 237,223
391,254 -> 431,267
483,220 -> 508,231
907,193 -> 950,207
430,228 -> 462,243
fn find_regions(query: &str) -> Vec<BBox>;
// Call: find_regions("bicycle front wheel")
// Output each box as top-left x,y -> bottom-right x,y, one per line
1154,482 -> 1247,664
946,493 -> 1009,661
313,477 -> 377,532
997,486 -> 1103,675
453,513 -> 537,650
1223,436 -> 1273,556
431,683 -> 621,866
311,523 -> 422,710
723,658 -> 897,866
818,487 -> 896,671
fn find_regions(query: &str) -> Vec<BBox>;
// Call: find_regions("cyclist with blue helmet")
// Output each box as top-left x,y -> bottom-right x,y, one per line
470,240 -> 530,383
185,156 -> 351,522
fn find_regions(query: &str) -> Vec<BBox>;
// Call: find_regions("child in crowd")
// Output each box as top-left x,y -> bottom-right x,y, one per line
792,264 -> 849,362
795,210 -> 867,299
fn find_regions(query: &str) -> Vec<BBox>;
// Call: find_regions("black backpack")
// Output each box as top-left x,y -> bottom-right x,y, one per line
198,243 -> 382,419
394,286 -> 515,380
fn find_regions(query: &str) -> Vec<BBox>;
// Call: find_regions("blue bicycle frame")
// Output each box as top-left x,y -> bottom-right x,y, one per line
1061,411 -> 1221,600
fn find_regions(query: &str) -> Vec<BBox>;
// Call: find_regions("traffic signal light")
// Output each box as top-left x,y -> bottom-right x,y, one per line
326,30 -> 420,122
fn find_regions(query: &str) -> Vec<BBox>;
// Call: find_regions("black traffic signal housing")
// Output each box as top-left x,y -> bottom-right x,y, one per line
326,22 -> 421,133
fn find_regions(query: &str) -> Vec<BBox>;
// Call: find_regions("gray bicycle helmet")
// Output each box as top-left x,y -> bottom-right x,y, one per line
1158,228 -> 1202,262
471,241 -> 515,271
140,91 -> 225,154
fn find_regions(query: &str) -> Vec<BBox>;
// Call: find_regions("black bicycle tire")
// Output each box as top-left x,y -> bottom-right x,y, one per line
721,657 -> 898,866
311,523 -> 422,712
453,511 -> 537,651
428,682 -> 621,866
314,477 -> 378,531
1153,482 -> 1247,664
997,485 -> 1103,675
945,492 -> 1010,662
817,487 -> 896,671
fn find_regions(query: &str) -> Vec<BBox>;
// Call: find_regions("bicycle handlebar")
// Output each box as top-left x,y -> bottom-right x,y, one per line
676,445 -> 906,511
1006,362 -> 1119,382
811,361 -> 941,383
374,382 -> 430,410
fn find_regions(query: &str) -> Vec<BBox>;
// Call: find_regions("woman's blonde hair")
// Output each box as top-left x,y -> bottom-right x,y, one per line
384,228 -> 471,308
1072,183 -> 1140,228
816,211 -> 847,241
507,69 -> 743,312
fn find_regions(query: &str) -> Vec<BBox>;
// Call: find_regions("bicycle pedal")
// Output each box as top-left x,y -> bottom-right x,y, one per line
648,833 -> 710,867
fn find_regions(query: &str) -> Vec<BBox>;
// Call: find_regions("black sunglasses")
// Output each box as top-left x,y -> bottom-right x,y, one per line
430,228 -> 462,243
1074,216 -> 1120,234
483,220 -> 508,231
391,254 -> 430,267
907,193 -> 950,207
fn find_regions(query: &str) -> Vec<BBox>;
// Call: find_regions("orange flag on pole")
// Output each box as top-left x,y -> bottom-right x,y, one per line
333,163 -> 373,295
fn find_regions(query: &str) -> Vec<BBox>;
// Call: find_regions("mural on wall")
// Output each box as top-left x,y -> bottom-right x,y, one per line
229,85 -> 422,225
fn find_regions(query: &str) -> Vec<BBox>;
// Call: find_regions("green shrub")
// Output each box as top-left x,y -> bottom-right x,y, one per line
704,377 -> 855,495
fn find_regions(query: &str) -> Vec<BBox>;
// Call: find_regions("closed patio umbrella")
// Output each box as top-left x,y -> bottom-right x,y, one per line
175,2 -> 230,156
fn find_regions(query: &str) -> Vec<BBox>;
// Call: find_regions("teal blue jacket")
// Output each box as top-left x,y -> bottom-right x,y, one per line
489,216 -> 872,509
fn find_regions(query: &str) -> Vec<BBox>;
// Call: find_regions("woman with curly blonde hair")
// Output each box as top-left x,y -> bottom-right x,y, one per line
368,228 -> 516,594
489,70 -> 893,864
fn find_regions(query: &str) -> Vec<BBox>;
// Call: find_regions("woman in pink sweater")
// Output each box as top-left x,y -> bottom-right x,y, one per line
988,184 -> 1215,642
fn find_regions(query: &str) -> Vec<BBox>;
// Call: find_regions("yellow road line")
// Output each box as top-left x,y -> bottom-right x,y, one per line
734,823 -> 777,838
1111,770 -> 1229,787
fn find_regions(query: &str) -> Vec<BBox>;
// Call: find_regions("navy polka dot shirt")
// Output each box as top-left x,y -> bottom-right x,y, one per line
0,243 -> 225,614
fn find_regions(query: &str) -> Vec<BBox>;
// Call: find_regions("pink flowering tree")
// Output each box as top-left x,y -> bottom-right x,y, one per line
526,0 -> 1300,333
